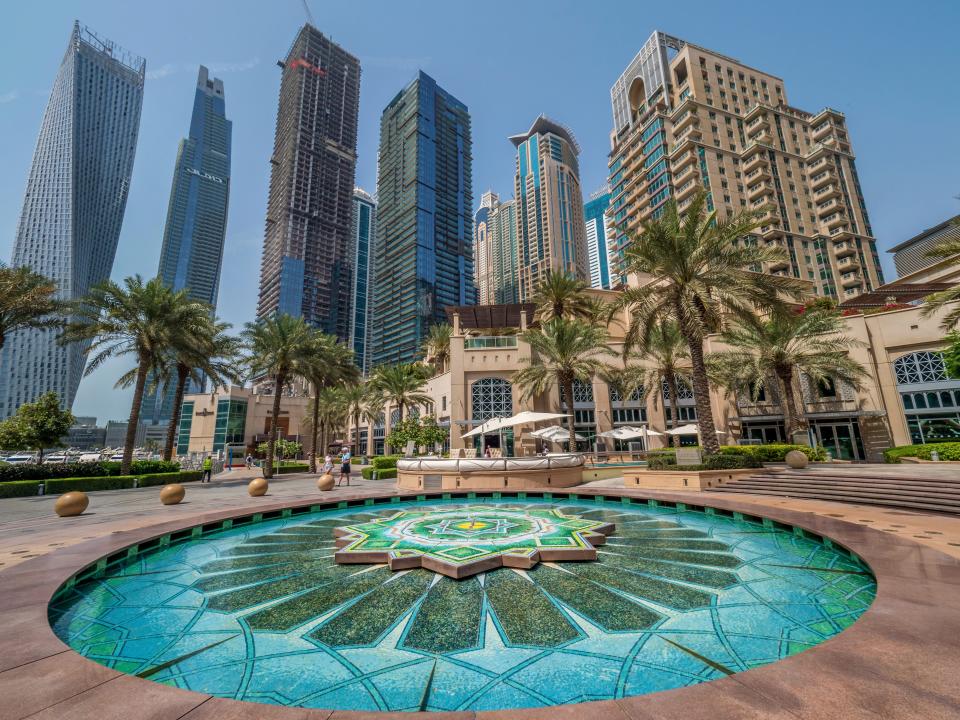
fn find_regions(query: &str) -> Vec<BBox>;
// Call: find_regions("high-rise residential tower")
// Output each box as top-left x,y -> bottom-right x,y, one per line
606,31 -> 883,297
141,66 -> 232,425
0,23 -> 145,418
371,71 -> 474,367
256,25 -> 361,339
474,191 -> 519,305
584,188 -> 613,289
350,188 -> 376,374
511,115 -> 588,300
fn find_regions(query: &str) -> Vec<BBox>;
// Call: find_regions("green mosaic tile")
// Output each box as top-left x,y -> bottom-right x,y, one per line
403,576 -> 483,653
569,563 -> 714,610
484,569 -> 579,647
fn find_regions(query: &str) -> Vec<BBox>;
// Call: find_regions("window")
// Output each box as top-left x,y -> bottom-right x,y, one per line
471,378 -> 512,420
894,351 -> 949,384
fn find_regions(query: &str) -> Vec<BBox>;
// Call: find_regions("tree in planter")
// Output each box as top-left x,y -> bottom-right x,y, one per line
0,392 -> 74,462
62,276 -> 209,475
0,265 -> 67,351
514,318 -> 615,452
418,415 -> 448,452
385,417 -> 421,454
242,314 -> 314,479
421,324 -> 452,374
256,439 -> 302,462
708,307 -> 868,441
610,191 -> 806,454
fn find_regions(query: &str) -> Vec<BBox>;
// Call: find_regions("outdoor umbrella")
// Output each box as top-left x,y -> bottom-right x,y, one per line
664,423 -> 727,436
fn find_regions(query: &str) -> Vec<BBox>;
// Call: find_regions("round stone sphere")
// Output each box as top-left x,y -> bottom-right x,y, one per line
317,473 -> 335,491
248,478 -> 268,497
785,450 -> 809,469
160,484 -> 185,505
54,491 -> 89,517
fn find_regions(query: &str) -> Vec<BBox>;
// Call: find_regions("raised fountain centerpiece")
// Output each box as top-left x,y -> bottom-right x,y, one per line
333,505 -> 613,578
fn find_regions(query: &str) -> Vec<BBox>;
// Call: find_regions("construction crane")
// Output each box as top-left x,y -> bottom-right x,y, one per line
301,0 -> 315,25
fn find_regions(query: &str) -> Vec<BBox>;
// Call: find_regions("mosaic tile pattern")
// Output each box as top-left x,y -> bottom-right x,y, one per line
334,506 -> 613,577
49,499 -> 876,712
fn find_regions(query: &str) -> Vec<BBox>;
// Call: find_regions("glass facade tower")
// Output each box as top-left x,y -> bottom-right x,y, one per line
141,66 -> 232,425
350,188 -> 376,374
584,189 -> 612,289
371,71 -> 474,367
0,23 -> 145,418
256,25 -> 361,340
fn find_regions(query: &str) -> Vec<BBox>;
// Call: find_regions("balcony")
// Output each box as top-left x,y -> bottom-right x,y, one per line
673,162 -> 697,185
747,181 -> 773,201
768,256 -> 791,272
675,179 -> 699,201
673,149 -> 697,171
742,151 -> 767,173
464,336 -> 518,350
823,212 -> 848,230
747,117 -> 770,137
836,255 -> 860,271
814,183 -> 841,200
833,241 -> 856,258
760,224 -> 785,239
669,137 -> 697,158
840,271 -> 862,288
675,125 -> 702,142
816,198 -> 844,218
673,109 -> 699,133
812,122 -> 833,141
757,206 -> 780,225
745,165 -> 772,183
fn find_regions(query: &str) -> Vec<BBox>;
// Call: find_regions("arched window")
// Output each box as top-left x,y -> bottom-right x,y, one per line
610,385 -> 645,403
894,351 -> 949,385
662,378 -> 695,401
560,379 -> 594,407
471,378 -> 512,421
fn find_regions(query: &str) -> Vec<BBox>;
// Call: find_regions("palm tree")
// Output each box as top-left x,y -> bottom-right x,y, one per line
611,191 -> 806,454
300,334 -> 358,471
0,265 -> 67,350
341,384 -> 367,457
709,306 -> 867,440
643,320 -> 691,448
921,230 -> 960,330
421,323 -> 452,373
242,314 -> 314,479
316,386 -> 349,458
62,276 -> 208,475
531,271 -> 593,321
361,388 -> 385,456
160,321 -> 243,461
369,363 -> 431,423
514,317 -> 615,452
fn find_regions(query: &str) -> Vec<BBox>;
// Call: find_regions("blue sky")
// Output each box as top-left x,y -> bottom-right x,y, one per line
1,0 -> 958,423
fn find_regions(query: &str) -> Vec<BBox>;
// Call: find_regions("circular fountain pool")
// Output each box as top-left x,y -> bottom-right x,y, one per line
49,497 -> 875,712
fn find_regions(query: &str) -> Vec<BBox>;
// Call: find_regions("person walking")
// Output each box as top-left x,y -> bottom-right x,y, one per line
201,455 -> 213,483
338,447 -> 352,486
245,454 -> 253,469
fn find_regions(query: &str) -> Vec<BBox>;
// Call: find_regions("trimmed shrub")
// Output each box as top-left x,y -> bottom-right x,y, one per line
276,463 -> 309,474
884,442 -> 960,463
44,476 -> 138,493
139,471 -> 203,487
350,456 -> 364,464
0,480 -> 41,498
0,459 -> 179,483
649,453 -> 760,471
361,467 -> 398,480
719,444 -> 827,463
371,455 -> 401,470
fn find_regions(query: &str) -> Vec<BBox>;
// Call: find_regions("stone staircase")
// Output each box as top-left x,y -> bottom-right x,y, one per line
706,468 -> 960,515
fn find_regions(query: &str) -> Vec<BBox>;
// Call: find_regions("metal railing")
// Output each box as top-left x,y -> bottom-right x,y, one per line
464,336 -> 518,350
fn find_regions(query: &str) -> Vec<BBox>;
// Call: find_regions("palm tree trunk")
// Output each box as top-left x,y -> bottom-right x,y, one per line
563,377 -> 577,453
123,356 -> 150,475
354,413 -> 360,458
309,390 -> 320,473
265,375 -> 284,479
666,372 -> 681,449
776,370 -> 805,441
683,334 -> 721,455
163,364 -> 190,462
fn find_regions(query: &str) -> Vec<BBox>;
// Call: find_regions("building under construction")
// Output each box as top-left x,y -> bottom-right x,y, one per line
256,24 -> 361,340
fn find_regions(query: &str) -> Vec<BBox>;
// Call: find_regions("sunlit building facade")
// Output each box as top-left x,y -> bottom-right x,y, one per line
584,188 -> 613,289
350,188 -> 376,374
474,192 -> 519,305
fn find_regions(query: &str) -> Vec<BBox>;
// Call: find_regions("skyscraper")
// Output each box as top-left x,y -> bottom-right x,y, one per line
256,25 -> 361,340
474,192 -> 519,305
350,188 -> 376,374
584,188 -> 613,289
0,22 -> 145,418
607,31 -> 883,297
371,71 -> 474,367
141,66 -> 232,425
511,115 -> 588,300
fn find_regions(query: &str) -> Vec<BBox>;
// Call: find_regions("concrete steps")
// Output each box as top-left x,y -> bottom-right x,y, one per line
707,469 -> 960,515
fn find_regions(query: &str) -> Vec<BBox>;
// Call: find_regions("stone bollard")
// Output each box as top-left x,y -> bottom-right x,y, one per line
160,484 -> 185,505
248,478 -> 268,497
317,473 -> 335,491
785,450 -> 809,469
55,491 -> 89,517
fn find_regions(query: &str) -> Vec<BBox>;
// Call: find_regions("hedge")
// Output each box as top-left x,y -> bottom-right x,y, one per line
361,467 -> 397,480
276,463 -> 309,474
0,459 -> 179,483
719,444 -> 827,463
884,442 -> 960,463
44,475 -> 139,493
370,455 -> 401,470
648,454 -> 761,471
139,471 -> 203,487
0,480 -> 41,498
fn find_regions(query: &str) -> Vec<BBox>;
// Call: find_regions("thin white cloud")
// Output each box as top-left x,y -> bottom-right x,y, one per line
145,58 -> 260,81
0,90 -> 19,104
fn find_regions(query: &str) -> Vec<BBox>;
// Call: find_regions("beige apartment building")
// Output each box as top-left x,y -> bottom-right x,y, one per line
474,192 -> 519,305
607,32 -> 884,301
512,115 -> 589,300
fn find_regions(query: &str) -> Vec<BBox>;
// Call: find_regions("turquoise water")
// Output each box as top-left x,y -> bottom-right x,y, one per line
49,498 -> 875,712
